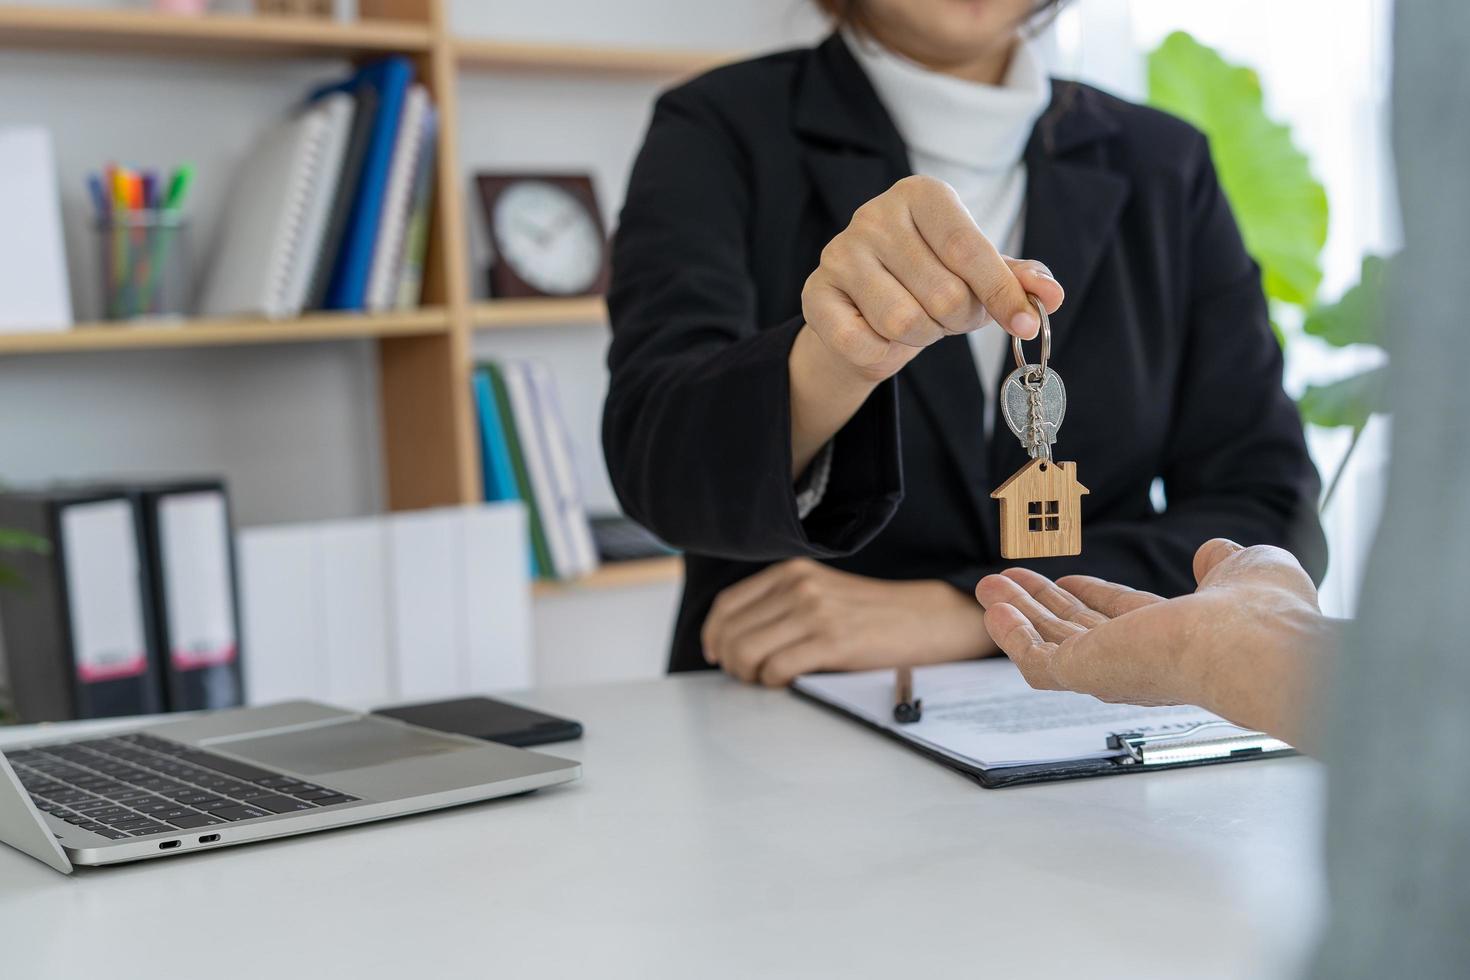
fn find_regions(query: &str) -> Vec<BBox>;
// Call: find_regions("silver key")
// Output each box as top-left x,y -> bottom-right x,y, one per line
1000,364 -> 1066,459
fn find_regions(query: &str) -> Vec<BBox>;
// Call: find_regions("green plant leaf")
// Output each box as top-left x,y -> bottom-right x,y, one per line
1303,254 -> 1388,348
0,527 -> 48,592
1147,31 -> 1328,309
0,528 -> 49,555
1299,365 -> 1388,429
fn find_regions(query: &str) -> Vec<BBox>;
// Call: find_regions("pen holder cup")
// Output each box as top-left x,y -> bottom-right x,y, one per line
94,211 -> 192,321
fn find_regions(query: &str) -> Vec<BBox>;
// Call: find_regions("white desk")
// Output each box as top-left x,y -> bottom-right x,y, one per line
0,675 -> 1323,980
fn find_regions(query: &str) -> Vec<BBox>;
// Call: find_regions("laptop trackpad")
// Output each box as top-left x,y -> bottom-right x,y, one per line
221,719 -> 471,776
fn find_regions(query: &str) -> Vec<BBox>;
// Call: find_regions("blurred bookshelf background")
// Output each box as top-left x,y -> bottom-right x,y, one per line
0,0 -> 1393,722
0,0 -> 805,710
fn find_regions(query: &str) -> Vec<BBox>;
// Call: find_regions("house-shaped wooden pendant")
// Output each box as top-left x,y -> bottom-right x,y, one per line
990,458 -> 1089,559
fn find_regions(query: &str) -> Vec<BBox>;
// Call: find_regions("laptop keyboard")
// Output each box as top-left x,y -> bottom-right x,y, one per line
3,733 -> 360,841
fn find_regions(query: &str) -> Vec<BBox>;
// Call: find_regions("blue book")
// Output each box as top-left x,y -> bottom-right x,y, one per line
474,366 -> 540,578
310,57 -> 414,310
472,367 -> 521,503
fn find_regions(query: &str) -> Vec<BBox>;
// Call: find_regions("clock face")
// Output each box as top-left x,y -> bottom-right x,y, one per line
491,180 -> 605,296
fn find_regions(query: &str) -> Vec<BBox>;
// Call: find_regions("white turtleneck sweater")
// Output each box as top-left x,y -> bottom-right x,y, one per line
845,29 -> 1052,440
796,32 -> 1052,519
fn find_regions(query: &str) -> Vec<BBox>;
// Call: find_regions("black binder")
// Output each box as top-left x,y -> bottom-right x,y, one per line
132,479 -> 246,712
0,489 -> 164,722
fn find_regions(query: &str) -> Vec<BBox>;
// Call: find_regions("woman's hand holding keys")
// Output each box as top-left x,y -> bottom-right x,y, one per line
789,175 -> 1064,474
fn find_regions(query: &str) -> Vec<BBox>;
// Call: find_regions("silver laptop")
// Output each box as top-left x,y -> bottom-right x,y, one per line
0,700 -> 581,873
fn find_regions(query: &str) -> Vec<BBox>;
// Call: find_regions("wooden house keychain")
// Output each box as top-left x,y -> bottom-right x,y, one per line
990,296 -> 1089,559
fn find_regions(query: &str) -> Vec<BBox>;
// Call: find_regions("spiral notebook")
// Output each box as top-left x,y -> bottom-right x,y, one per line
794,659 -> 1295,788
365,83 -> 429,312
198,93 -> 354,319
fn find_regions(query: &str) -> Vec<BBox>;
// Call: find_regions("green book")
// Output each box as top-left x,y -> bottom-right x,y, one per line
485,361 -> 555,579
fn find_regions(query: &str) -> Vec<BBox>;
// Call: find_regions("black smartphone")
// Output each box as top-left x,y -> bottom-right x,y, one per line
372,697 -> 583,748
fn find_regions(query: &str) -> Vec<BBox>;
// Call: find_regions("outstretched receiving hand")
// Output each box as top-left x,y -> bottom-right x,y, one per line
974,539 -> 1339,750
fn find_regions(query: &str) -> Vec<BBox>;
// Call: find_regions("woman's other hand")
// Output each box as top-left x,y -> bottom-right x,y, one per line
702,558 -> 996,687
975,539 -> 1339,749
798,174 -> 1064,386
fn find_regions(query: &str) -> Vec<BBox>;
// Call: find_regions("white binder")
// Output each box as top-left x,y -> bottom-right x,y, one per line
0,128 -> 72,332
525,361 -> 598,576
315,517 -> 393,705
459,503 -> 534,692
238,524 -> 321,704
387,508 -> 462,699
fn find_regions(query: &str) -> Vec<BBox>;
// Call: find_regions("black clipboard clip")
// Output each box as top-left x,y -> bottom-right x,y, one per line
1107,721 -> 1293,767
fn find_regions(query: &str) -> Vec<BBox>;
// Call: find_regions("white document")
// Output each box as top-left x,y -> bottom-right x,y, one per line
795,659 -> 1232,770
157,491 -> 238,671
387,508 -> 462,699
0,128 -> 72,332
314,517 -> 393,705
458,503 -> 533,692
59,500 -> 148,683
238,524 -> 321,703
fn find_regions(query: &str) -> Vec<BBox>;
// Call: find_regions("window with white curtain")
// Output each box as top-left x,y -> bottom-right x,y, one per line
1043,0 -> 1396,616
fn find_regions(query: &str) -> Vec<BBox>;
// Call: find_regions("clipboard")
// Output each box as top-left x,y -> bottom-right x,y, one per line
792,662 -> 1296,789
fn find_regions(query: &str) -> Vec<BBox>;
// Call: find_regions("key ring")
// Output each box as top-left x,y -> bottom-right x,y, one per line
1010,294 -> 1050,387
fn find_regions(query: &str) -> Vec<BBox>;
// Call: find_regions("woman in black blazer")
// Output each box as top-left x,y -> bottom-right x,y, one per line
603,0 -> 1327,682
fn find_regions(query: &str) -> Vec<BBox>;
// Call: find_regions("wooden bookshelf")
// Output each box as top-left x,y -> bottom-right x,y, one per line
0,5 -> 433,59
0,0 -> 735,553
455,38 -> 733,77
533,557 -> 683,597
0,309 -> 449,355
472,297 -> 607,330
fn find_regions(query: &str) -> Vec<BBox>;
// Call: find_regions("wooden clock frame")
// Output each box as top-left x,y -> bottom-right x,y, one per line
473,172 -> 610,299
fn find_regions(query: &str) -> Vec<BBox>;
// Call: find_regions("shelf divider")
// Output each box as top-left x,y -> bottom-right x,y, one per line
0,4 -> 433,59
533,556 -> 683,597
0,309 -> 450,356
455,38 -> 734,77
472,297 -> 608,331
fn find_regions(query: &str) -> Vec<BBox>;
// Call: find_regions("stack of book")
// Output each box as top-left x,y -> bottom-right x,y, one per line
472,361 -> 598,581
199,57 -> 437,320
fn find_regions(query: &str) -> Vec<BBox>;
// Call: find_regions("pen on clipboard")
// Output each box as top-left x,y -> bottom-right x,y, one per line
892,666 -> 922,724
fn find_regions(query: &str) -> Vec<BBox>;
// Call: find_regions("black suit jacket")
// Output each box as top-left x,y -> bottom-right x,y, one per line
604,35 -> 1328,673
